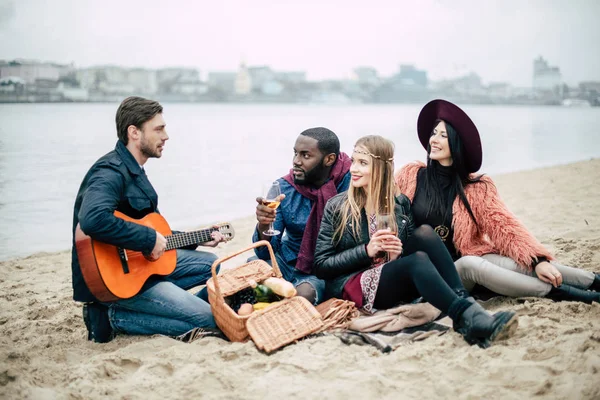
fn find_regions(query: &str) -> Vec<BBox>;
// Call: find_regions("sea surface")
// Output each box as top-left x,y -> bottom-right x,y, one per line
1,103 -> 599,261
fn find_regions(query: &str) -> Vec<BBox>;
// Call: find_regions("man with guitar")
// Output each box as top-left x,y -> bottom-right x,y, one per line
253,127 -> 351,305
71,96 -> 229,343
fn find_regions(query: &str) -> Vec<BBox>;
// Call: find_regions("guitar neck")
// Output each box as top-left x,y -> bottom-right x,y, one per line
166,228 -> 216,250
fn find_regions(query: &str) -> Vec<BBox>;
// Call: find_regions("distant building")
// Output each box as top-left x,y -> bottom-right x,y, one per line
261,80 -> 284,96
396,64 -> 428,87
453,72 -> 484,96
0,76 -> 26,93
487,82 -> 512,99
77,66 -> 129,93
0,59 -> 74,85
578,81 -> 600,106
128,68 -> 158,94
234,62 -> 252,95
579,81 -> 600,93
57,82 -> 89,101
156,68 -> 201,94
157,68 -> 200,84
75,68 -> 101,89
373,64 -> 429,103
170,81 -> 209,96
207,71 -> 237,92
352,67 -> 379,86
275,71 -> 306,84
533,56 -> 562,91
430,72 -> 484,96
248,66 -> 275,91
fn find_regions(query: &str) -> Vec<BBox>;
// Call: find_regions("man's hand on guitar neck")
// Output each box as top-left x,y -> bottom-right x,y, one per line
202,228 -> 226,248
146,225 -> 227,260
148,231 -> 167,261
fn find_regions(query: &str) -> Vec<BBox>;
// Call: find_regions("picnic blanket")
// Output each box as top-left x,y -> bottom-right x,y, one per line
317,298 -> 451,352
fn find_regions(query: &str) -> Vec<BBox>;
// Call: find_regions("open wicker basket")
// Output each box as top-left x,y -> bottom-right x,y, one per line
206,240 -> 280,342
206,240 -> 323,350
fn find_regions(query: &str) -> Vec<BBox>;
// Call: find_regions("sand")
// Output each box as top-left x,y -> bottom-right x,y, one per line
1,159 -> 599,400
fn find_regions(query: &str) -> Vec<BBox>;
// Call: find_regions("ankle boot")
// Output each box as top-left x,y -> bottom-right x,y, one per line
589,274 -> 600,292
448,297 -> 518,349
454,288 -> 471,299
546,284 -> 600,304
83,302 -> 115,343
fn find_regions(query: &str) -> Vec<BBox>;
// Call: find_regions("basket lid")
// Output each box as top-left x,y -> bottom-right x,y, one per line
246,296 -> 324,353
207,259 -> 274,297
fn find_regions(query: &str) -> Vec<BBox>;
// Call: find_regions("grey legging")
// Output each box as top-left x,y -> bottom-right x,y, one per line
455,254 -> 595,298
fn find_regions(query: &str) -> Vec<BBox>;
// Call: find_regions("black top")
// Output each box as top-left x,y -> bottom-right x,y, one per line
412,165 -> 459,260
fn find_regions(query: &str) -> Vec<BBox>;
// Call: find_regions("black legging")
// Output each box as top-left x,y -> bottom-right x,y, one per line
374,225 -> 466,313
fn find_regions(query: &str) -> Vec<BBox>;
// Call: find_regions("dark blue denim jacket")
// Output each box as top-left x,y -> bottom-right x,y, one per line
252,173 -> 351,270
71,141 -> 158,302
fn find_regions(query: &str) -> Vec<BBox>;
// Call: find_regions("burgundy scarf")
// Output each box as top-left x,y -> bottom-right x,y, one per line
283,152 -> 351,274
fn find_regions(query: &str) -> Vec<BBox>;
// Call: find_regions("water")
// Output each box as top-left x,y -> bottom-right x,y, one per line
1,103 -> 599,261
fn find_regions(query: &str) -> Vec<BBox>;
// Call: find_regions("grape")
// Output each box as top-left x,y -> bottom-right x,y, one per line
228,287 -> 257,312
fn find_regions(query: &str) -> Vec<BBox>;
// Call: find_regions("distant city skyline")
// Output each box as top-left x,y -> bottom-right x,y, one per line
1,0 -> 599,86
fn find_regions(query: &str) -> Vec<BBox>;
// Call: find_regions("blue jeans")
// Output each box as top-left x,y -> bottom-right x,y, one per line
248,253 -> 326,305
106,249 -> 218,336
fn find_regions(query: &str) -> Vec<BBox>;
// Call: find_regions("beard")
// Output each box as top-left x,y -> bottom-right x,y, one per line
294,157 -> 328,185
140,134 -> 162,159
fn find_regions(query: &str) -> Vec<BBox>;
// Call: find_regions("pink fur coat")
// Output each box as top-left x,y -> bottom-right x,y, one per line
395,162 -> 553,270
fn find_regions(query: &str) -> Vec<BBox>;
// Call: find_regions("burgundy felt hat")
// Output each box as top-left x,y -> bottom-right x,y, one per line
417,99 -> 482,173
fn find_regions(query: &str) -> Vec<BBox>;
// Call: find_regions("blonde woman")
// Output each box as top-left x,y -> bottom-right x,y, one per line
314,135 -> 517,348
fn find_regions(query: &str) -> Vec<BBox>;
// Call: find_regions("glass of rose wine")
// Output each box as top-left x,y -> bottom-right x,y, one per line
262,181 -> 281,236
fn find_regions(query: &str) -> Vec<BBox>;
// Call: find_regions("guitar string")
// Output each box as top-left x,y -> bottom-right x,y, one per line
123,225 -> 231,255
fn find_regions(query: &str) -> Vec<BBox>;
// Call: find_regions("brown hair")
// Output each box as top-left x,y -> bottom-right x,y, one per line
334,135 -> 398,242
115,96 -> 163,145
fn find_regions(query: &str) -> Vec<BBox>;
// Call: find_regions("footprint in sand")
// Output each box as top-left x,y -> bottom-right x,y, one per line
523,346 -> 562,361
108,358 -> 142,374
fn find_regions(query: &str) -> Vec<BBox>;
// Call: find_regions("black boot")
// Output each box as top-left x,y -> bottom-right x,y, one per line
589,274 -> 600,292
454,288 -> 471,299
448,297 -> 518,349
83,302 -> 115,343
546,284 -> 600,304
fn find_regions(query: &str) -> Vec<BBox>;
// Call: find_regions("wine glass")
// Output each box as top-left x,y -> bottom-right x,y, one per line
377,213 -> 397,234
377,214 -> 397,261
262,181 -> 281,236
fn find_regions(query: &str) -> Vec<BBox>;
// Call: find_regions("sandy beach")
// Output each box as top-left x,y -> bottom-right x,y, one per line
1,159 -> 599,400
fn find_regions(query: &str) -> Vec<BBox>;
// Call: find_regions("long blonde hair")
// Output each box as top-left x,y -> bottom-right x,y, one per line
334,135 -> 398,243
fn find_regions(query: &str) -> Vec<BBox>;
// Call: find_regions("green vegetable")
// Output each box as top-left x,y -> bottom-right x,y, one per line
253,284 -> 277,302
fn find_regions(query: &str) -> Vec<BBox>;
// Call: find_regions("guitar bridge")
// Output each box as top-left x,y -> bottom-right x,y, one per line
118,248 -> 130,274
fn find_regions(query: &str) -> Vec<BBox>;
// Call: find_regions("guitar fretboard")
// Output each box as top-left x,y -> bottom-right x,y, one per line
166,229 -> 216,250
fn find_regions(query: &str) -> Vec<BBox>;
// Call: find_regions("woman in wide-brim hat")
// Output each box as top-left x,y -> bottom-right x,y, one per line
394,99 -> 600,303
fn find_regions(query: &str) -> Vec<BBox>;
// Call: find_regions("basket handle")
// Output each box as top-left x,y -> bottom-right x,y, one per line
210,240 -> 282,300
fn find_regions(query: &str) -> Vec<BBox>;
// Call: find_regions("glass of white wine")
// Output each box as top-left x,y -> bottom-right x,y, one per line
377,214 -> 397,261
262,181 -> 281,236
377,214 -> 397,234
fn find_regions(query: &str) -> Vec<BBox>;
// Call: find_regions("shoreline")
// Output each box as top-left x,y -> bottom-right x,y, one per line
1,158 -> 600,399
4,157 -> 598,264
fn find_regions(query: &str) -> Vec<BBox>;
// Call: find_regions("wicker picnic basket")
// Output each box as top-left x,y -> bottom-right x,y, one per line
206,240 -> 323,349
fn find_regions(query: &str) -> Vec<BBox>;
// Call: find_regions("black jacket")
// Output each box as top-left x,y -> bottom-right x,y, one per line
313,192 -> 415,298
71,141 -> 159,302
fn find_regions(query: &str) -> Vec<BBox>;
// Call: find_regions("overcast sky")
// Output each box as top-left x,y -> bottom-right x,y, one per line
1,0 -> 599,86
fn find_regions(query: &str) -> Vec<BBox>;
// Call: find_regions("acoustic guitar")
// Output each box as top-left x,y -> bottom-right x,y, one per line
76,211 -> 235,302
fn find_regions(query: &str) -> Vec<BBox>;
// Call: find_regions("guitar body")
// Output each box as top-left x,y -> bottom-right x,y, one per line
76,212 -> 178,302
